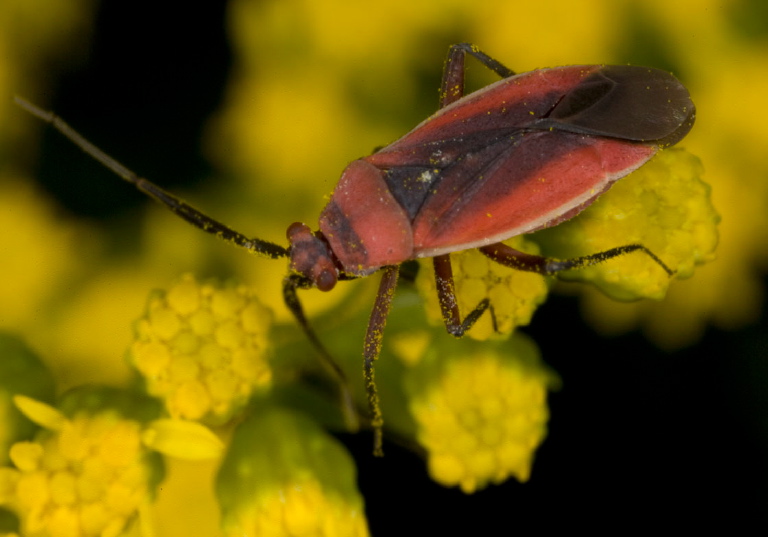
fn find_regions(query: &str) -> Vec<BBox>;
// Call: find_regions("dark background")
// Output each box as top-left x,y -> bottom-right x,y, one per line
26,1 -> 768,532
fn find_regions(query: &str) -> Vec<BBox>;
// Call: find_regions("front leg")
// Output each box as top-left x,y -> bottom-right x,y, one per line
363,265 -> 400,456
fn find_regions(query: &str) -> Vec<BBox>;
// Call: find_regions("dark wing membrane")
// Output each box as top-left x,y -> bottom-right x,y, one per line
535,66 -> 696,146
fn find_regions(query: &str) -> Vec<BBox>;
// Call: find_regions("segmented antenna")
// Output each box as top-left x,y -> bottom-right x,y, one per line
14,96 -> 289,260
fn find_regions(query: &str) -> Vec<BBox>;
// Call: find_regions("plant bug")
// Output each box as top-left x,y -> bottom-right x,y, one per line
16,43 -> 695,455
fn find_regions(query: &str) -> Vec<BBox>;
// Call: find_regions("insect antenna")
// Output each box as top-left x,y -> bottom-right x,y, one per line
14,96 -> 288,260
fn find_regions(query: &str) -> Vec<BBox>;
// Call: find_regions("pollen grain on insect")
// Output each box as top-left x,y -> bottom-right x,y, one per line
417,169 -> 435,183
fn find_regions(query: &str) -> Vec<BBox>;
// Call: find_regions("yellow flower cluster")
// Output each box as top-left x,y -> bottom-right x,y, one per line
401,333 -> 554,493
130,274 -> 273,424
228,479 -> 369,537
0,409 -> 155,537
218,407 -> 369,537
534,149 -> 718,301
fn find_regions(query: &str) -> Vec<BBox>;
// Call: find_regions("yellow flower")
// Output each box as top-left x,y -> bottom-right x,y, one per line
400,332 -> 556,493
217,406 -> 369,537
130,274 -> 273,425
1,388 -> 222,537
533,149 -> 718,301
0,389 -> 166,537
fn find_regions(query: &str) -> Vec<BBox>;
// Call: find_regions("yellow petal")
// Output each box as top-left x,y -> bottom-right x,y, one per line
13,395 -> 67,431
141,419 -> 223,460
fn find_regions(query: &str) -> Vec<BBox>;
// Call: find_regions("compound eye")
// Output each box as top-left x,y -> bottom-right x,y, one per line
287,221 -> 312,242
315,268 -> 337,292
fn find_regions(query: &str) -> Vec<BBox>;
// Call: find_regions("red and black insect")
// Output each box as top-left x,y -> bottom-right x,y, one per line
16,43 -> 695,455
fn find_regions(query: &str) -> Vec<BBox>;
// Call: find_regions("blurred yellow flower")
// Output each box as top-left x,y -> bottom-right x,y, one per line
0,0 -> 95,147
0,177 -> 97,340
229,479 -> 369,537
217,406 -> 369,537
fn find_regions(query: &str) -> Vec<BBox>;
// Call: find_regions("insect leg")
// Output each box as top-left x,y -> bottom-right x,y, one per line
283,274 -> 360,431
363,265 -> 400,456
440,43 -> 516,108
479,242 -> 675,276
433,254 -> 490,337
14,97 -> 288,260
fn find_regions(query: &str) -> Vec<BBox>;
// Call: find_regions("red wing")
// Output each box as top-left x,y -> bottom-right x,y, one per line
333,64 -> 692,264
409,130 -> 656,256
358,64 -> 692,258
